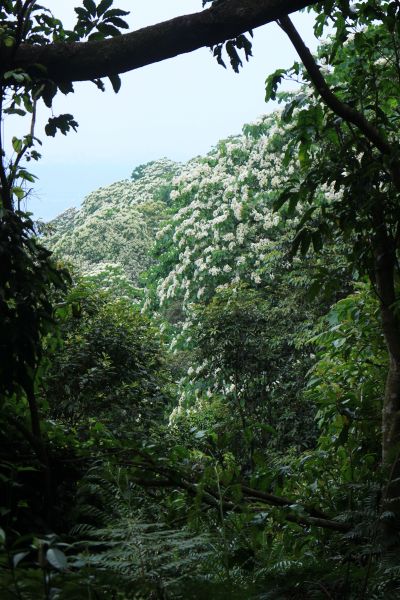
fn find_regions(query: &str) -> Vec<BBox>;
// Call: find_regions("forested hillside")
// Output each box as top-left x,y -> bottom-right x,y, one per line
46,158 -> 181,288
2,1 -> 400,599
46,112 -> 353,453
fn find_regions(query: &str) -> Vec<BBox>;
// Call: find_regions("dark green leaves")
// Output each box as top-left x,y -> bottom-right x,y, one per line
109,74 -> 122,93
75,0 -> 129,40
212,34 -> 253,73
45,114 -> 79,137
281,93 -> 307,123
83,0 -> 97,17
265,69 -> 286,102
41,81 -> 58,108
0,211 -> 69,401
213,44 -> 226,69
97,0 -> 113,16
225,40 -> 242,72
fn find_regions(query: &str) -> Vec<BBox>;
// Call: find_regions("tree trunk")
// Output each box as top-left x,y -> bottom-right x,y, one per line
278,13 -> 400,534
371,204 -> 400,531
25,382 -> 55,524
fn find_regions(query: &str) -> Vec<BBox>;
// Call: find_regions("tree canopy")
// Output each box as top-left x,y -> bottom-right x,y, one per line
2,1 -> 400,598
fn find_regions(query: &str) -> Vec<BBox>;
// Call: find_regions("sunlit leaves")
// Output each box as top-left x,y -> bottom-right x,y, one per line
306,283 -> 385,476
267,21 -> 400,273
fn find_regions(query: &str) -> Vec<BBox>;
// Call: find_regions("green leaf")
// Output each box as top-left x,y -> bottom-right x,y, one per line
12,187 -> 25,200
74,6 -> 89,19
292,229 -> 306,256
45,114 -> 79,137
109,74 -> 121,93
287,194 -> 298,217
258,423 -> 277,435
4,107 -> 26,116
41,81 -> 58,108
265,69 -> 286,102
296,206 -> 317,230
300,230 -> 311,255
4,36 -> 15,48
312,231 -> 323,252
298,142 -> 310,167
13,551 -> 29,568
225,40 -> 243,73
96,0 -> 113,17
58,81 -> 74,95
105,16 -> 129,29
83,0 -> 97,17
96,22 -> 121,37
213,44 -> 226,69
17,169 -> 36,183
12,137 -> 23,153
103,8 -> 130,18
46,548 -> 68,571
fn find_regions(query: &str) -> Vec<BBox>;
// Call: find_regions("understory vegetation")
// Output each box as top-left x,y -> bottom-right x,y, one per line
1,0 -> 400,598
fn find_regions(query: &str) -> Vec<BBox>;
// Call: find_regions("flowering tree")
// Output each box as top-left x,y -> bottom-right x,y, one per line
146,113 -> 349,456
151,114 -> 292,310
46,159 -> 180,286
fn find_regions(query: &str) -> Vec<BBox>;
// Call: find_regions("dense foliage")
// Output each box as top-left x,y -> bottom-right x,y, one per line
1,1 -> 400,599
46,158 -> 180,287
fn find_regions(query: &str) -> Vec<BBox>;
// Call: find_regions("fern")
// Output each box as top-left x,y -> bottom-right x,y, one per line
67,465 -> 214,597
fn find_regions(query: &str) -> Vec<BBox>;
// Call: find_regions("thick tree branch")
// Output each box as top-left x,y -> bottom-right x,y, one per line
123,459 -> 350,533
278,15 -> 400,190
241,484 -> 328,519
137,474 -> 350,532
4,0 -> 317,83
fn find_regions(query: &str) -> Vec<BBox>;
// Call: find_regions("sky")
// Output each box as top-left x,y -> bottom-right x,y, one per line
13,1 -> 319,220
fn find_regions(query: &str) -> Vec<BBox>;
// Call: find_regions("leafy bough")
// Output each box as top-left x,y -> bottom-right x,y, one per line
102,447 -> 351,533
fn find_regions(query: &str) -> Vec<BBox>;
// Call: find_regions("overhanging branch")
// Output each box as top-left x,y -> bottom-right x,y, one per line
124,458 -> 350,533
4,0 -> 318,83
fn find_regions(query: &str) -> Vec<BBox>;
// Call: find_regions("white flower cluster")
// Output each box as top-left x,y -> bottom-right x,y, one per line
155,113 -> 294,308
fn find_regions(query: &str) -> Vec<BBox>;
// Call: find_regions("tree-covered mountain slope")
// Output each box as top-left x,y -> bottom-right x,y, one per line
45,158 -> 181,287
45,114 -> 326,293
47,110 -> 350,307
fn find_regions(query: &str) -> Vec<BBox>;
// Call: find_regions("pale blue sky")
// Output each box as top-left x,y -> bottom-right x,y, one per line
18,1 -> 319,220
